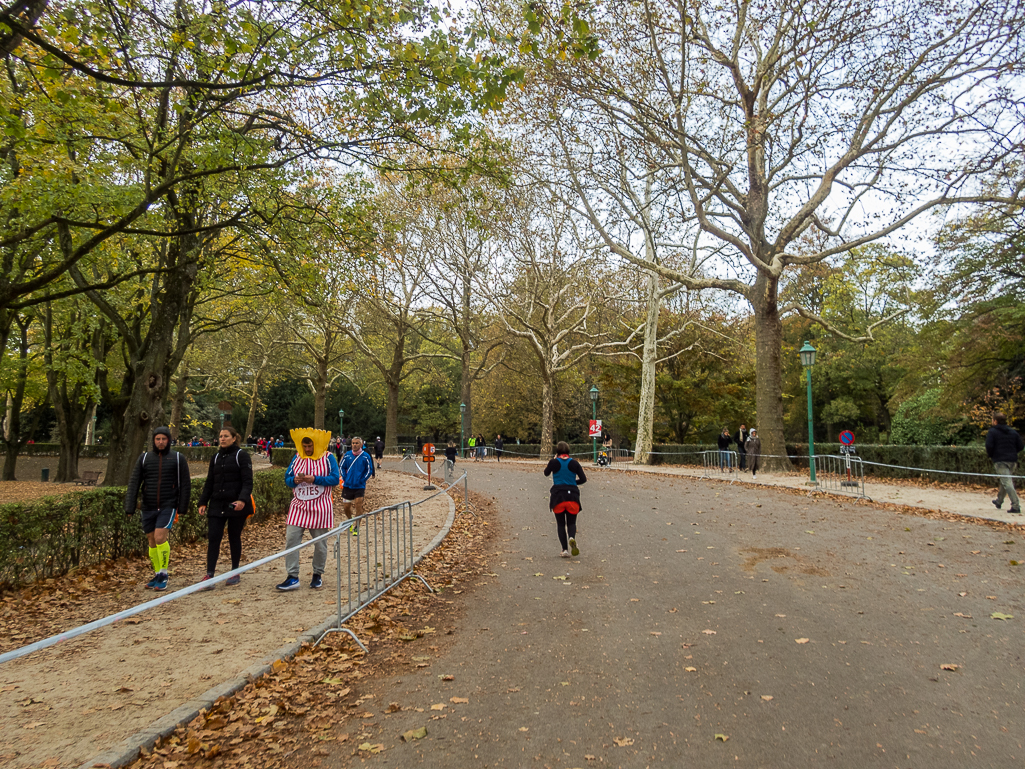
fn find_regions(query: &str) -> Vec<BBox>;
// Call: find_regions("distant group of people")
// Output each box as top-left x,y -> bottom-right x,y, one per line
465,434 -> 504,462
717,424 -> 762,477
254,436 -> 284,456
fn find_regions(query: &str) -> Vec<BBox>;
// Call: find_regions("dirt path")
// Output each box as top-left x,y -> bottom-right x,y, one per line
0,471 -> 451,769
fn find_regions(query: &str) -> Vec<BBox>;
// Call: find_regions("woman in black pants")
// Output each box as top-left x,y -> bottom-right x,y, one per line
198,426 -> 254,586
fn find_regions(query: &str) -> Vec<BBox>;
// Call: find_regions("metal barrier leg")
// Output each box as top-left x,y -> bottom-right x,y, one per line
315,529 -> 369,652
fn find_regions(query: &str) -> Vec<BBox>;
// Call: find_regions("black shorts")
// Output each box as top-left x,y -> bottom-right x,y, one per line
341,487 -> 364,502
141,508 -> 177,534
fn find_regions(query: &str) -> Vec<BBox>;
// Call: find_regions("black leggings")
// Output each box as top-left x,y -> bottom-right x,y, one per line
207,515 -> 247,574
554,512 -> 577,551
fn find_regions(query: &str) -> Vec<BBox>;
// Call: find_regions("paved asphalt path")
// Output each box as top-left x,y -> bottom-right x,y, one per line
327,463 -> 1023,768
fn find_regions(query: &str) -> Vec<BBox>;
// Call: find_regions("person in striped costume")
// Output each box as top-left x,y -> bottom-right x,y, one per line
277,428 -> 339,591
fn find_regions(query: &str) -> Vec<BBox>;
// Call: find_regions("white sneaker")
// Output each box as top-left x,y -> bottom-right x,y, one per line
560,550 -> 570,558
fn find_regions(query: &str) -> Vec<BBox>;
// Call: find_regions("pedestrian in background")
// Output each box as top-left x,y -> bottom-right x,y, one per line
745,429 -> 762,478
374,436 -> 384,468
734,424 -> 749,470
717,428 -> 733,472
987,412 -> 1023,515
494,434 -> 504,462
198,426 -> 253,587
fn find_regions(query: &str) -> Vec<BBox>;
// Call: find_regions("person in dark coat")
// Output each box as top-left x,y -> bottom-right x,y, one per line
124,426 -> 191,591
374,436 -> 385,468
198,426 -> 254,586
745,429 -> 762,478
717,428 -> 734,472
987,412 -> 1023,514
494,434 -> 504,462
734,424 -> 749,470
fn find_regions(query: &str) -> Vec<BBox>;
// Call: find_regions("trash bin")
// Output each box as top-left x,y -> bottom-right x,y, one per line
41,468 -> 49,482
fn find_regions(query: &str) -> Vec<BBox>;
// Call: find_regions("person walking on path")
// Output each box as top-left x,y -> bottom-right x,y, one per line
124,427 -> 191,591
543,441 -> 588,558
745,429 -> 762,478
197,426 -> 253,587
494,434 -> 504,462
734,424 -> 749,470
445,439 -> 458,467
476,433 -> 487,461
987,412 -> 1023,514
374,436 -> 384,468
341,436 -> 376,534
467,434 -> 476,461
717,428 -> 734,472
278,429 -> 339,591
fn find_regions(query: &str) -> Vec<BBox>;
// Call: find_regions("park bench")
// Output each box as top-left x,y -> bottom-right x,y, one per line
75,470 -> 102,486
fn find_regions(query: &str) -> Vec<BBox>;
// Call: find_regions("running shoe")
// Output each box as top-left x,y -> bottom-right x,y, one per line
310,574 -> 323,589
560,550 -> 570,558
276,576 -> 300,591
226,574 -> 241,586
199,573 -> 215,591
152,574 -> 169,591
351,527 -> 360,537
993,499 -> 1002,510
569,537 -> 579,557
145,576 -> 160,589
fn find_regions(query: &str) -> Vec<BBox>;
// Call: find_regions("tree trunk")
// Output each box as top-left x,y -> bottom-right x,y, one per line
539,373 -> 555,457
168,364 -> 188,441
313,356 -> 328,431
244,375 -> 261,440
385,378 -> 400,454
751,274 -> 792,472
633,271 -> 660,465
2,317 -> 32,481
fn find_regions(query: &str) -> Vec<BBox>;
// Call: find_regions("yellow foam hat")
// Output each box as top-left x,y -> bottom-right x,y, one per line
289,428 -> 332,460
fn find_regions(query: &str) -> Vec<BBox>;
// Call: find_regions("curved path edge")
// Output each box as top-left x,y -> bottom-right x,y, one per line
78,491 -> 457,769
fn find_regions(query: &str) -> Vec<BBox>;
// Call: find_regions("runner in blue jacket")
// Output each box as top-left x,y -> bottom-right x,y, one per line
341,436 -> 376,533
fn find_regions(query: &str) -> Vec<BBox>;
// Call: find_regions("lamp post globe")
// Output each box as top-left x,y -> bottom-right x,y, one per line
799,341 -> 817,484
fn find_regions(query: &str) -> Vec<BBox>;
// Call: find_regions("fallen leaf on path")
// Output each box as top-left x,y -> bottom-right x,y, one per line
953,613 -> 972,619
991,612 -> 1014,620
714,733 -> 729,742
795,638 -> 810,644
684,667 -> 697,672
358,743 -> 384,753
613,737 -> 634,746
702,629 -> 716,635
22,722 -> 44,729
439,674 -> 454,681
430,704 -> 446,711
401,727 -> 428,742
519,727 -> 528,732
940,664 -> 959,671
775,614 -> 786,618
450,697 -> 468,704
650,631 -> 662,636
761,695 -> 773,701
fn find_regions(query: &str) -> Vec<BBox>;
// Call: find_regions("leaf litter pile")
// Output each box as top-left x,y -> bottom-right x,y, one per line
122,492 -> 495,769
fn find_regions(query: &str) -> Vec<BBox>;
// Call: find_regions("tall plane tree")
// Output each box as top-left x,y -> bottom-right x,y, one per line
507,0 -> 1025,467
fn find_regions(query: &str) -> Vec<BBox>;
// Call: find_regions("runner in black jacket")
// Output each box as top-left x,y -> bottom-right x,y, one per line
124,427 -> 191,591
987,412 -> 1024,514
543,441 -> 587,558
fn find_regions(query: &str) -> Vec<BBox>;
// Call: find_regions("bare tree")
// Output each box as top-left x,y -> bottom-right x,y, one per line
501,0 -> 1025,468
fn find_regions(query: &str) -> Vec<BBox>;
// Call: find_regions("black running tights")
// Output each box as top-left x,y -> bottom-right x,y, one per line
554,512 -> 577,551
207,515 -> 247,574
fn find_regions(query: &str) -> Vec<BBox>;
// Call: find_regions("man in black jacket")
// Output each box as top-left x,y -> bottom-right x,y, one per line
124,427 -> 192,590
986,412 -> 1023,515
734,424 -> 749,470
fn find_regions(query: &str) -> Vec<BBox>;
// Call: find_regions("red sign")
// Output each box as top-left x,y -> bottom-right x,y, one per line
839,430 -> 855,445
589,420 -> 602,438
422,443 -> 435,463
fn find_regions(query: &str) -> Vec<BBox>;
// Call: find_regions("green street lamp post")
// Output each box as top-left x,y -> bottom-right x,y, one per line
799,341 -> 818,485
460,402 -> 466,458
590,385 -> 599,463
338,409 -> 344,450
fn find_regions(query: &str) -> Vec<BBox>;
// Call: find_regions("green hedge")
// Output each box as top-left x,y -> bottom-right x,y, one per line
0,468 -> 291,590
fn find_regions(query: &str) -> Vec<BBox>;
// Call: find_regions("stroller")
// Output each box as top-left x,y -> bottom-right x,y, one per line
596,449 -> 611,467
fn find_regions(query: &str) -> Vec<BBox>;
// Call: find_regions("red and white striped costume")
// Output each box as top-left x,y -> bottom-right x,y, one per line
286,455 -> 335,529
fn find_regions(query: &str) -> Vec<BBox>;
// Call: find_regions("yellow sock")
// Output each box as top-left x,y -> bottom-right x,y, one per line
148,546 -> 160,574
157,541 -> 170,574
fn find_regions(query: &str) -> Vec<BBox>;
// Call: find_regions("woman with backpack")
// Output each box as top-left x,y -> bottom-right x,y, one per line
198,426 -> 254,586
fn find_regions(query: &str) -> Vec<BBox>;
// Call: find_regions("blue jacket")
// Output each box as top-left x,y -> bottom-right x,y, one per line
341,449 -> 376,490
285,453 -> 340,488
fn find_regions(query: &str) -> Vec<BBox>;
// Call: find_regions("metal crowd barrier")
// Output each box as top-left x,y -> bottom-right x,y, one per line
316,501 -> 431,652
700,450 -> 738,483
813,454 -> 871,501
